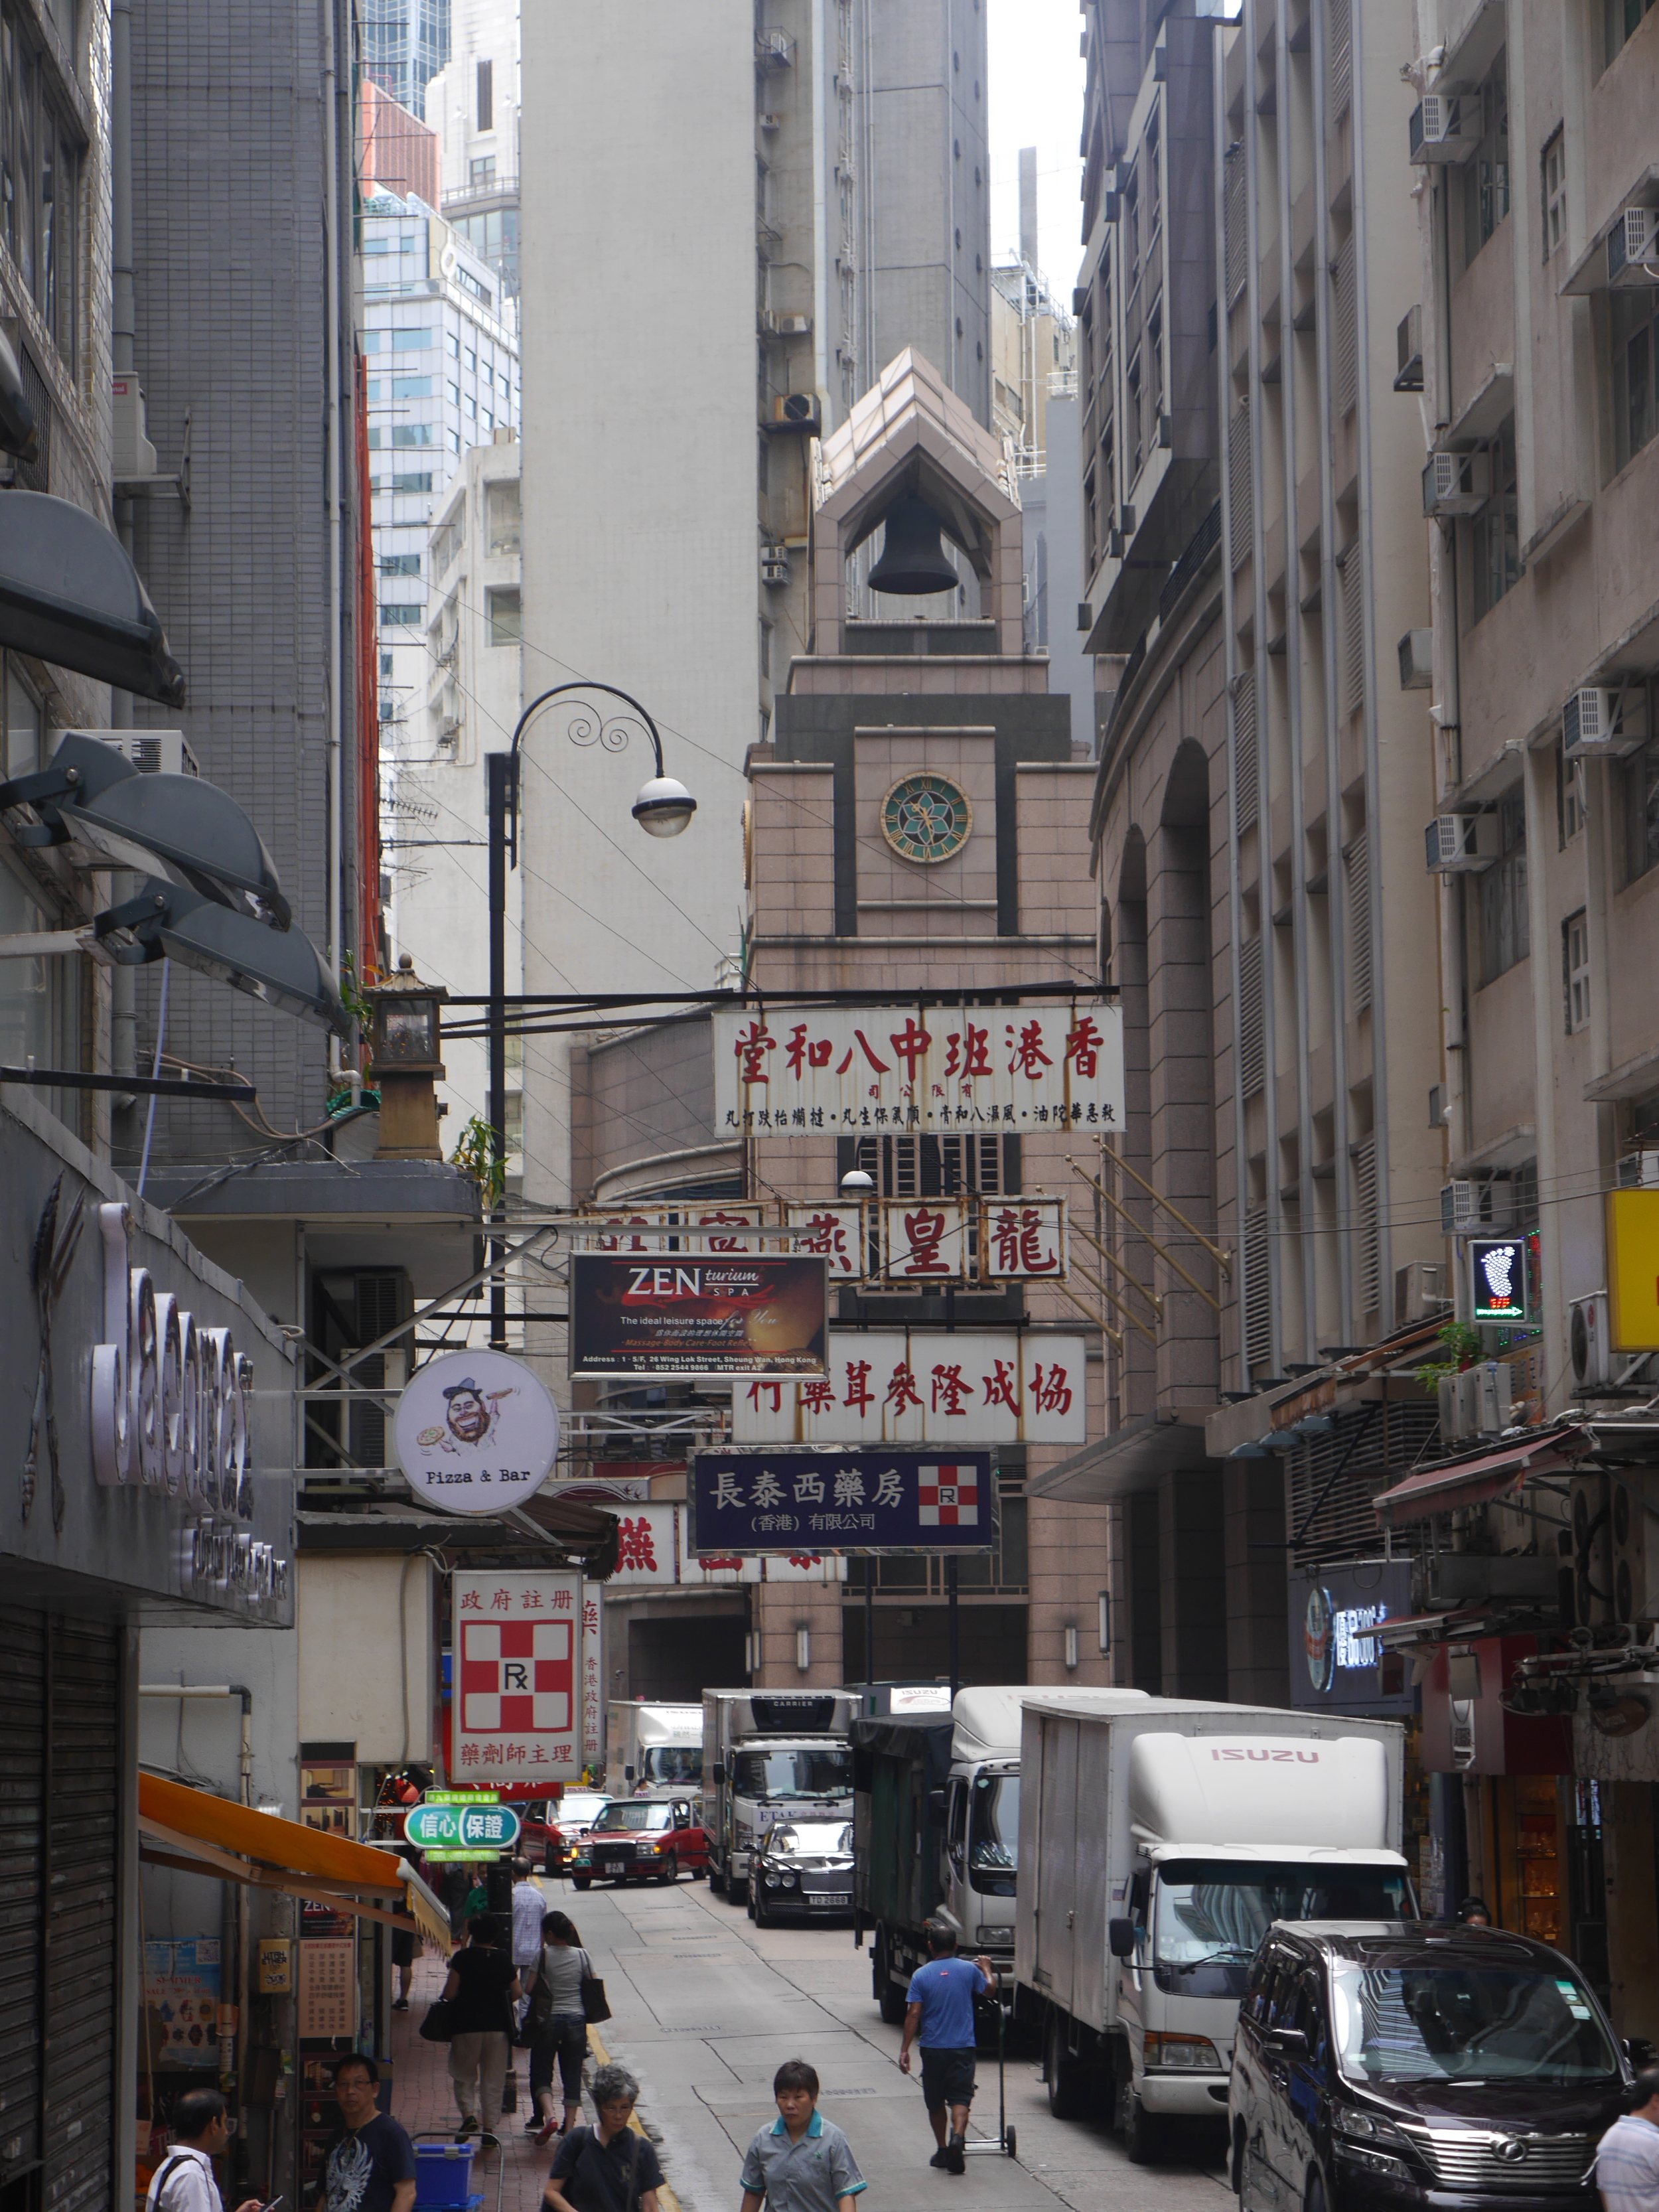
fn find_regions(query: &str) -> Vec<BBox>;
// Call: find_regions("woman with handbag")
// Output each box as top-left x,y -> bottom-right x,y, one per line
438,1911 -> 520,2148
543,2063 -> 662,2212
524,1913 -> 593,2146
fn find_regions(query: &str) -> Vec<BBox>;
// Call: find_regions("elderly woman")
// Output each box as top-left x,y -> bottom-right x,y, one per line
543,2063 -> 662,2212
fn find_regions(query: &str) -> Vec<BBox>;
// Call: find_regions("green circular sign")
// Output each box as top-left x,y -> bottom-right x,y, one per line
403,1801 -> 522,1852
880,772 -> 973,865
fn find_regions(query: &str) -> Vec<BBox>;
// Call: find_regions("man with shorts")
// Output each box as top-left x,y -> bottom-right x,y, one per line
898,1922 -> 996,2175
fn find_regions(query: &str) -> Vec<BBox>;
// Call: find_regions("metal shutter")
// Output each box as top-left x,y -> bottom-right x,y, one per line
0,1611 -> 47,2184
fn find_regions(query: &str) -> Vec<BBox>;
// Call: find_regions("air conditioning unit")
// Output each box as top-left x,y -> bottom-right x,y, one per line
1395,305 -> 1424,392
755,27 -> 793,68
1422,448 -> 1490,517
758,112 -> 784,131
770,391 -> 822,433
771,311 -> 812,337
1570,1291 -> 1612,1390
1563,684 -> 1646,760
1611,1476 -> 1659,1625
1398,629 -> 1433,690
1408,95 -> 1480,164
1607,205 -> 1659,287
64,727 -> 200,777
760,544 -> 790,586
1442,1179 -> 1480,1234
1396,1258 -> 1449,1322
1425,813 -> 1500,873
1618,1151 -> 1659,1189
1465,1361 -> 1513,1437
111,374 -> 158,479
341,1347 -> 409,1469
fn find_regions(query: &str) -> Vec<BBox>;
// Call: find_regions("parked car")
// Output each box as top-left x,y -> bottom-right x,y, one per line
571,1795 -> 709,1888
747,1817 -> 854,1927
1229,1922 -> 1630,2212
538,1789 -> 611,1877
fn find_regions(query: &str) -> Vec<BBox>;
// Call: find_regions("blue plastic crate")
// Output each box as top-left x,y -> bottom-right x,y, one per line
412,2142 -> 476,2207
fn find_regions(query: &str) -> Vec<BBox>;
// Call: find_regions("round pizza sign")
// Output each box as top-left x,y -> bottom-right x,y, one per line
393,1349 -> 560,1516
879,772 -> 973,864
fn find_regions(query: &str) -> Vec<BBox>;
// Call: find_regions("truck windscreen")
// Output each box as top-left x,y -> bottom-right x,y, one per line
1153,1861 -> 1412,1996
969,1775 -> 1019,1892
642,1748 -> 702,1787
733,1748 -> 853,1801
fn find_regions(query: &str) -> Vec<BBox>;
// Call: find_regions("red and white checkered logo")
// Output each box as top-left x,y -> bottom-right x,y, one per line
918,1465 -> 978,1526
459,1620 -> 574,1732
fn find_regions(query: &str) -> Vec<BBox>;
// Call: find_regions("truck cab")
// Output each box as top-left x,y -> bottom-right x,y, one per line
703,1688 -> 857,1902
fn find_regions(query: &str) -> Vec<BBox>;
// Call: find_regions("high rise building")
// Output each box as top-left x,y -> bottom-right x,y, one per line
423,0 -> 521,301
363,0 -> 453,119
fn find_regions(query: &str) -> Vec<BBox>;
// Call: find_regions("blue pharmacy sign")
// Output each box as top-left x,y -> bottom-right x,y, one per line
690,1447 -> 996,1554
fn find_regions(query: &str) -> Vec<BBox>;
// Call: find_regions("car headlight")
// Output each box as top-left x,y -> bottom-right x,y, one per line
1334,2111 -> 1411,2152
765,1873 -> 781,1888
1143,2033 -> 1222,2070
781,1872 -> 798,1888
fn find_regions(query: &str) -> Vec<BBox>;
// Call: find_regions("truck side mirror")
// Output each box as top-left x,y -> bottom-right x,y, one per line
624,1765 -> 635,1783
713,1761 -> 727,1785
928,1789 -> 946,1822
1108,1917 -> 1136,1960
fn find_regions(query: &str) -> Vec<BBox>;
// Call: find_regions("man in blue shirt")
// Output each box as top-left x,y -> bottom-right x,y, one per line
899,1922 -> 997,2174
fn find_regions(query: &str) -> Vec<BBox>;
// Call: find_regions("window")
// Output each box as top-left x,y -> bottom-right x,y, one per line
1611,287 -> 1659,471
1606,0 -> 1658,66
392,374 -> 431,398
1479,788 -> 1530,982
447,427 -> 460,453
476,57 -> 492,131
1558,741 -> 1587,845
486,585 -> 520,646
366,378 -> 382,400
447,380 -> 460,406
431,506 -> 464,574
482,408 -> 494,433
0,19 -> 83,368
486,477 -> 520,555
391,471 -> 432,493
1471,415 -> 1518,619
390,422 -> 432,447
499,368 -> 510,396
380,552 -> 419,577
380,650 -> 394,678
0,849 -> 80,1124
1624,735 -> 1659,879
1563,909 -> 1591,1033
392,328 -> 432,352
447,332 -> 460,358
465,348 -> 477,372
469,155 -> 495,190
850,1134 -> 1011,1198
1463,51 -> 1510,263
378,603 -> 423,627
465,394 -> 476,420
1542,131 -> 1566,259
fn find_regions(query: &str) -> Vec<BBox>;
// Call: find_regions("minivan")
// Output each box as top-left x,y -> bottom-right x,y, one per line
1229,1923 -> 1631,2212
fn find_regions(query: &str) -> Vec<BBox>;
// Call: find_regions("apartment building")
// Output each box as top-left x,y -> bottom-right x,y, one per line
423,0 -> 521,300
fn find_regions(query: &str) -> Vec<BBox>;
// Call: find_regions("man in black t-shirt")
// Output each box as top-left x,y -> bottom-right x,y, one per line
325,2056 -> 416,2212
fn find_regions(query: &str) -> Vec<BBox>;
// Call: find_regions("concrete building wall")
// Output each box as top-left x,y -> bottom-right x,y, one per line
296,1554 -> 439,1765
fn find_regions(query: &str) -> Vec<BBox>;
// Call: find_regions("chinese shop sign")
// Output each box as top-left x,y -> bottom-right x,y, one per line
729,1329 -> 1086,1444
713,1001 -> 1123,1134
603,1499 -> 849,1583
451,1570 -> 583,1781
691,1449 -> 997,1554
569,1254 -> 828,1375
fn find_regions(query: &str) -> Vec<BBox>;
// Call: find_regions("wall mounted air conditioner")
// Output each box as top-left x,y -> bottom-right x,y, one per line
1399,629 -> 1433,690
111,374 -> 158,479
1409,96 -> 1480,165
1396,1258 -> 1449,1322
1569,1291 -> 1611,1390
755,28 -> 794,68
1442,1179 -> 1481,1234
1425,813 -> 1500,872
1463,1361 -> 1513,1437
771,312 -> 812,337
1607,206 -> 1659,287
1563,684 -> 1646,761
760,544 -> 790,586
66,727 -> 200,778
1617,1152 -> 1659,1189
1423,448 -> 1490,517
770,392 -> 822,433
1611,1475 -> 1659,1624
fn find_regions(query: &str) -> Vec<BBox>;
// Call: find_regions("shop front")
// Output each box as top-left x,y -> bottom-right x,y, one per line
0,1086 -> 297,2212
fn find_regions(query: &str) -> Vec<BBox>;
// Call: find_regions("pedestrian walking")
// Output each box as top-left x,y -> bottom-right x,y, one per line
392,1844 -> 423,2012
145,2089 -> 261,2212
524,1911 -> 593,2146
441,1910 -> 521,2148
898,1920 -> 997,2175
325,2055 -> 417,2212
739,2059 -> 865,2212
512,1856 -> 545,2017
1599,2071 -> 1659,2212
543,2063 -> 662,2212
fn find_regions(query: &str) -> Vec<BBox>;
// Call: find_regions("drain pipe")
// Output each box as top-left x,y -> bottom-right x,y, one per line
109,0 -> 137,1100
139,1682 -> 253,1803
323,7 -> 344,1082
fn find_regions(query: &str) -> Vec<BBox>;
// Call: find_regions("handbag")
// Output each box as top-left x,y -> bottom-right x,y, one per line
417,1996 -> 455,2043
578,1949 -> 611,2026
512,1948 -> 553,2049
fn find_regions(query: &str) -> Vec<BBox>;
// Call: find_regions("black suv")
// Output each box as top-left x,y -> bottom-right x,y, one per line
1229,1923 -> 1630,2212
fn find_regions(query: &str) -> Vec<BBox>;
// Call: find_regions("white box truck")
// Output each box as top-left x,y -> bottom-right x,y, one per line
703,1687 -> 859,1901
1017,1696 -> 1410,2161
607,1702 -> 703,1797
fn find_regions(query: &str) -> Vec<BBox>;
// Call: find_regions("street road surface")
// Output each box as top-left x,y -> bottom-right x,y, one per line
553,1871 -> 1230,2212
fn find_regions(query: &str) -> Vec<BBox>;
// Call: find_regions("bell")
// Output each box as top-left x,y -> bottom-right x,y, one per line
867,492 -> 960,597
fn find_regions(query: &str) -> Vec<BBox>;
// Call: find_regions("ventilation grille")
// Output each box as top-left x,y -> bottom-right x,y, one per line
1287,1401 -> 1439,1566
1333,234 -> 1358,418
1243,1207 -> 1273,1369
1234,668 -> 1259,830
1224,146 -> 1248,301
1238,934 -> 1265,1095
1345,835 -> 1372,1009
1329,0 -> 1353,118
1340,552 -> 1366,716
1228,400 -> 1253,555
852,1134 -> 1007,1199
15,344 -> 50,494
1350,1134 -> 1380,1317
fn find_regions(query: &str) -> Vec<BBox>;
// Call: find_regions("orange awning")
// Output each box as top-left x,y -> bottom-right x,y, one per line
137,1773 -> 445,1941
1372,1430 -> 1581,1529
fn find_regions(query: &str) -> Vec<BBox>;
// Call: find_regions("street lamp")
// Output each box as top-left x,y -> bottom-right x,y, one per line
486,683 -> 695,1345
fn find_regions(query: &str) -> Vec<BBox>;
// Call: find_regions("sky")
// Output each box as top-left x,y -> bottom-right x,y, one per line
986,0 -> 1088,297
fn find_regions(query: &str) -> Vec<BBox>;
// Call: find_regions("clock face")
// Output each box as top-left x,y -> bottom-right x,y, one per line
880,773 -> 974,865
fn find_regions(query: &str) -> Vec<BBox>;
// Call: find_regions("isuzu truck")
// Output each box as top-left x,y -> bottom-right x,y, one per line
1017,1696 -> 1409,2162
703,1688 -> 859,1901
606,1702 -> 703,1796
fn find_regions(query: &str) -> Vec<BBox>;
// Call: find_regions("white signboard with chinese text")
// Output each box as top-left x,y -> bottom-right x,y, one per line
566,1205 -> 770,1253
581,1587 -> 602,1768
453,1570 -> 583,1783
713,1002 -> 1123,1135
729,1329 -> 1086,1445
603,1500 -> 848,1582
979,1199 -> 1068,1279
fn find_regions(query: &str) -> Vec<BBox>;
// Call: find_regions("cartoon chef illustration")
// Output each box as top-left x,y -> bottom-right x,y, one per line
416,1376 -> 517,1453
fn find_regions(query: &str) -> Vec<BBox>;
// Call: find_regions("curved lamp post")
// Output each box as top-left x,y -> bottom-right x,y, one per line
486,684 -> 695,1345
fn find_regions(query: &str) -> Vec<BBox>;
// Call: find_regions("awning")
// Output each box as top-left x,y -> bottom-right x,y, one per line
1372,1430 -> 1582,1529
1027,1413 -> 1213,1502
138,1773 -> 447,1947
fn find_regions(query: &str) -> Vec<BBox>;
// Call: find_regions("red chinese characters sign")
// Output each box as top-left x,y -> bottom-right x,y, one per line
713,1002 -> 1123,1135
731,1329 -> 1086,1445
452,1571 -> 583,1783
